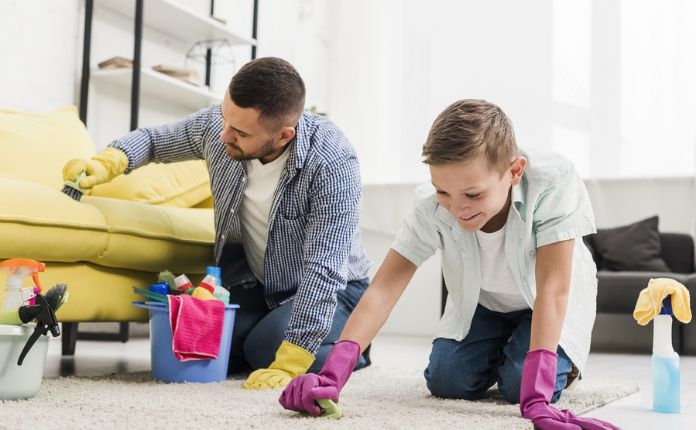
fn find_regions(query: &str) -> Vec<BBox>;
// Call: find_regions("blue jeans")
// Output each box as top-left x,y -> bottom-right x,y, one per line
424,304 -> 573,404
226,277 -> 369,374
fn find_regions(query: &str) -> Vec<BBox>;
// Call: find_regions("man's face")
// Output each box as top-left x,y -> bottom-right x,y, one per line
429,155 -> 525,233
219,93 -> 294,163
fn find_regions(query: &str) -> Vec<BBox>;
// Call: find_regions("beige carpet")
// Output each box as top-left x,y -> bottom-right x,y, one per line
0,366 -> 637,430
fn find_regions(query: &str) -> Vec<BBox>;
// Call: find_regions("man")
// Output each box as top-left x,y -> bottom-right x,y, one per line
63,57 -> 371,390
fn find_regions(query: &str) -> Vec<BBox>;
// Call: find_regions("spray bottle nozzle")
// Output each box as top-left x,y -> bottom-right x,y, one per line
660,296 -> 673,316
0,258 -> 46,292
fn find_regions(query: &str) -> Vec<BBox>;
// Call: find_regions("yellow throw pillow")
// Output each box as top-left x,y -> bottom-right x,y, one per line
193,195 -> 214,208
0,106 -> 96,188
90,160 -> 212,208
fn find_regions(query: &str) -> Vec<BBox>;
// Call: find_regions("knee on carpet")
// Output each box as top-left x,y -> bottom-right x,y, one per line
497,362 -> 522,404
497,378 -> 521,404
424,364 -> 490,400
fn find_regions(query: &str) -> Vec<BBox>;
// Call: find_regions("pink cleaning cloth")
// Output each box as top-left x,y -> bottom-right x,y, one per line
168,294 -> 225,361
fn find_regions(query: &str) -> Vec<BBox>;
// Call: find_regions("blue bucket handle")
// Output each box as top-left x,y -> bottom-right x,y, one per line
132,300 -> 168,311
132,300 -> 240,311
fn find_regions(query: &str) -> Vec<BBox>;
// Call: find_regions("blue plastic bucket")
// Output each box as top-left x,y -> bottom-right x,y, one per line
132,301 -> 239,383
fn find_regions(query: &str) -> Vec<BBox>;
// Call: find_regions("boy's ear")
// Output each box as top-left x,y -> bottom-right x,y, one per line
509,156 -> 527,185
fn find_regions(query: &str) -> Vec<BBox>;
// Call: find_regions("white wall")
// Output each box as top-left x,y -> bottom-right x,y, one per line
5,1 -> 695,182
326,0 -> 555,185
324,0 -> 696,183
361,184 -> 442,336
0,0 -> 81,110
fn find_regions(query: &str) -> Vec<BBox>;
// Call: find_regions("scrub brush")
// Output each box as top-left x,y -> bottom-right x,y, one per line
62,172 -> 87,201
0,283 -> 68,325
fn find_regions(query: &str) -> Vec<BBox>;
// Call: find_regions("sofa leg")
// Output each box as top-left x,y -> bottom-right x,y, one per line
118,322 -> 129,343
62,322 -> 78,356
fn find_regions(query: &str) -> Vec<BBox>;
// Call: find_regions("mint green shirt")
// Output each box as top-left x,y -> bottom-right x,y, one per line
391,149 -> 597,372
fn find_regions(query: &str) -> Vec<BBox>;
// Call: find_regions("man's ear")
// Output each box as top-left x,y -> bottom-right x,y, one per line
278,126 -> 296,147
510,156 -> 527,185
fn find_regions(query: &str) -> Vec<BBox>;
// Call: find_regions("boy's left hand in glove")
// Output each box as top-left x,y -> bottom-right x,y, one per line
520,348 -> 621,430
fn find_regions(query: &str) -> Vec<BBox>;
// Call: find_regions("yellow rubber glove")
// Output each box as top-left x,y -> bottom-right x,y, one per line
633,277 -> 692,325
242,340 -> 314,390
62,147 -> 129,190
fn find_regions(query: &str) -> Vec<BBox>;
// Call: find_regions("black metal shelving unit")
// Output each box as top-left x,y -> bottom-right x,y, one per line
63,0 -> 258,356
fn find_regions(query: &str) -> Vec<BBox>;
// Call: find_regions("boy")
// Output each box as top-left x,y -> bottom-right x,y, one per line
279,100 -> 619,429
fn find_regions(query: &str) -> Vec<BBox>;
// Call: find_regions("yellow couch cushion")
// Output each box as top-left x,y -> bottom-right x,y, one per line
45,262 -> 150,322
90,160 -> 212,208
0,178 -> 109,262
83,196 -> 215,273
0,106 -> 96,188
0,178 -> 214,273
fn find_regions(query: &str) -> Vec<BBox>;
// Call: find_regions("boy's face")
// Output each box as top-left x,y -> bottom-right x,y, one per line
430,155 -> 526,233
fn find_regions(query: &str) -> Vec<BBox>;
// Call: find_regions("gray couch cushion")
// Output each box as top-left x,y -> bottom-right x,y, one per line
593,216 -> 670,272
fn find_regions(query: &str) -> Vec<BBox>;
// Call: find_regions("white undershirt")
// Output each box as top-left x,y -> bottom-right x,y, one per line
239,148 -> 290,281
475,226 -> 530,313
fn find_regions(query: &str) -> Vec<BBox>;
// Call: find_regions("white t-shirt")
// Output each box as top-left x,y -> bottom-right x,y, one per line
240,148 -> 291,281
475,226 -> 530,313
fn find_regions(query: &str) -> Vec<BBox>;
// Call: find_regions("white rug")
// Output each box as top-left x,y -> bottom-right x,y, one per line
0,366 -> 637,430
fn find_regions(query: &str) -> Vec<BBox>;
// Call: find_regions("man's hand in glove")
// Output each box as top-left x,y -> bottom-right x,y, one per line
242,340 -> 314,390
62,147 -> 129,190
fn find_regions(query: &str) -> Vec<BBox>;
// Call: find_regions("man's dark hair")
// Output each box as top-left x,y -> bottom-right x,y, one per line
228,57 -> 306,129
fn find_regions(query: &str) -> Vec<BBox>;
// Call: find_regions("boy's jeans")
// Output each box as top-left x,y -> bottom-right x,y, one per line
424,304 -> 573,403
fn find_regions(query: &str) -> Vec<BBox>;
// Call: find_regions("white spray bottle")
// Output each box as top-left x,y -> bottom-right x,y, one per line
652,297 -> 680,413
0,258 -> 45,309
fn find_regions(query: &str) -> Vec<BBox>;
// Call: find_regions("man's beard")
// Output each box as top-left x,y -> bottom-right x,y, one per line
226,137 -> 276,161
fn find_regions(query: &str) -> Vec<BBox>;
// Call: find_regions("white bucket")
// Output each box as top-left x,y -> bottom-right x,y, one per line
0,324 -> 48,400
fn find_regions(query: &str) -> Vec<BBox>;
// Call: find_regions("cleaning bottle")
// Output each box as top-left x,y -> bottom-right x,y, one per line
0,259 -> 45,309
206,266 -> 230,304
191,275 -> 217,301
652,297 -> 680,413
174,274 -> 194,295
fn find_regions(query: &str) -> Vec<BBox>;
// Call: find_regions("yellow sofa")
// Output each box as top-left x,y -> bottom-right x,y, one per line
0,106 -> 216,354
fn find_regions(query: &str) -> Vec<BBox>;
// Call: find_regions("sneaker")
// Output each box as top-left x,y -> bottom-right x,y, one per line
361,343 -> 372,368
565,362 -> 581,389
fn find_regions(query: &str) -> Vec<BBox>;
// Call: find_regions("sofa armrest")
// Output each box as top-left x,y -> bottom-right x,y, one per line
596,271 -> 692,313
660,232 -> 695,273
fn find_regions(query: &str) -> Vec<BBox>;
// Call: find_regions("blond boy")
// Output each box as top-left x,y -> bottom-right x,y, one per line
280,100 -> 619,429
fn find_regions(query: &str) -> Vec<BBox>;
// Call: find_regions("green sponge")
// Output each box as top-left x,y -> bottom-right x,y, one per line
299,399 -> 342,419
158,270 -> 177,293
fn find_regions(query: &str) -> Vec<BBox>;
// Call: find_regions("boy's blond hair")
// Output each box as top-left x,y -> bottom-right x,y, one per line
422,99 -> 517,174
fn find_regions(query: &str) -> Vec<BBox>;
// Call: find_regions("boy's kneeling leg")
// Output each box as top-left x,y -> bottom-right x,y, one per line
424,338 -> 498,400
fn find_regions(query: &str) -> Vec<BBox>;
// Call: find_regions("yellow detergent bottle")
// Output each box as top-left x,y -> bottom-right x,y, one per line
0,259 -> 45,309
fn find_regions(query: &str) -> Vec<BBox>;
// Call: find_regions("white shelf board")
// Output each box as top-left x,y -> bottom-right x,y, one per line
97,0 -> 256,46
91,68 -> 222,109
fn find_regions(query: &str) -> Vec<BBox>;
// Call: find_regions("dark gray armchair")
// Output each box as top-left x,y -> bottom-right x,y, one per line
584,232 -> 696,355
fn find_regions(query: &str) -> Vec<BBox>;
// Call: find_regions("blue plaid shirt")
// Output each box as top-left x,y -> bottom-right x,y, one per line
110,105 -> 371,353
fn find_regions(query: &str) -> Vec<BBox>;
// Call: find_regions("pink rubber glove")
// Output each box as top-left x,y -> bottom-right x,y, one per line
279,340 -> 360,415
520,349 -> 621,430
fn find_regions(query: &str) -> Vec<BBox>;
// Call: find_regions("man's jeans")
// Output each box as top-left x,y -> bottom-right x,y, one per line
424,304 -> 573,404
227,277 -> 369,374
